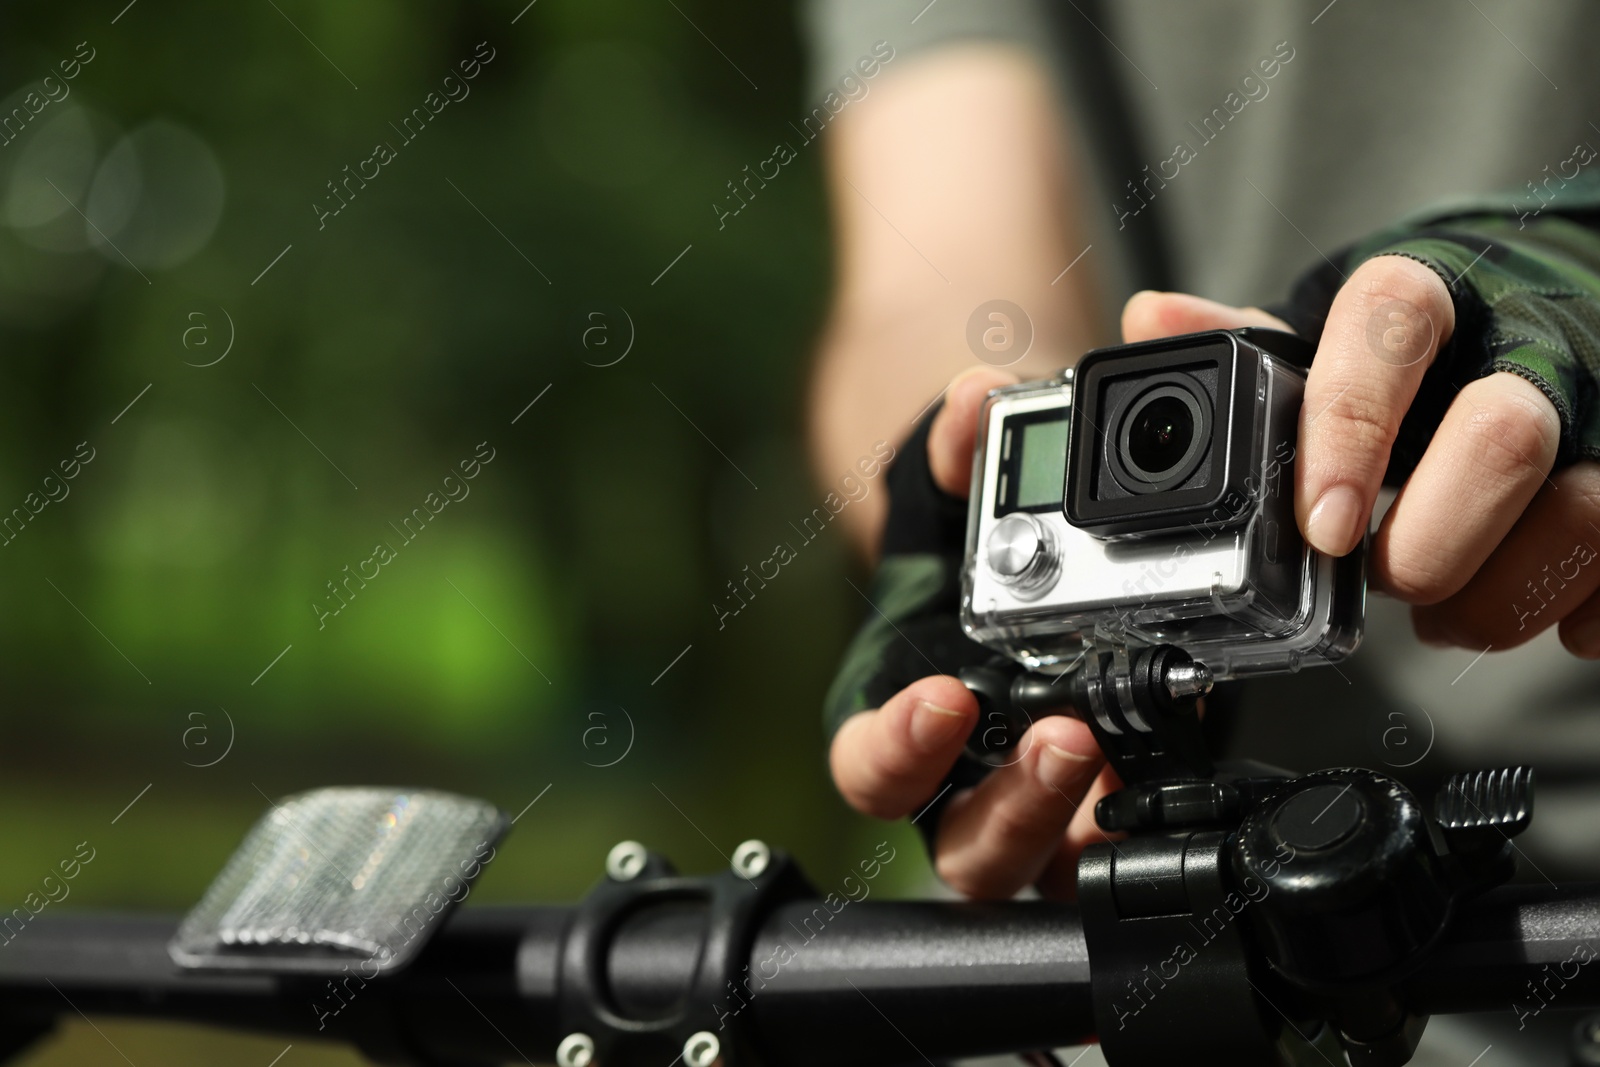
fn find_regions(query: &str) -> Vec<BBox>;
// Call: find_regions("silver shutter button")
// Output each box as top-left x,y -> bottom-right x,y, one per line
986,513 -> 1058,598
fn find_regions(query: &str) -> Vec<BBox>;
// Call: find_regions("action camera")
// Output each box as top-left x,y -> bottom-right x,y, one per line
961,328 -> 1365,680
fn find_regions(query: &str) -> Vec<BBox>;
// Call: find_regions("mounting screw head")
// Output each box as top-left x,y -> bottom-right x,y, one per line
556,1032 -> 595,1067
1162,659 -> 1213,700
732,839 -> 770,879
684,1030 -> 721,1067
606,840 -> 648,882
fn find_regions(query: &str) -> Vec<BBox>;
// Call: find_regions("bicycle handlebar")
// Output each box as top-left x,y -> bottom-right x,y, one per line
0,884 -> 1594,1066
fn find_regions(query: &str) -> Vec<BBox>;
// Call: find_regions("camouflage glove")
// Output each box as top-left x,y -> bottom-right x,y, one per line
822,406 -> 992,839
1272,175 -> 1600,483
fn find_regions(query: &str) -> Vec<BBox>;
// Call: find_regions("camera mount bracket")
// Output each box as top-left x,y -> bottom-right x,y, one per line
1083,764 -> 1536,1066
960,646 -> 1537,1066
961,641 -> 1216,793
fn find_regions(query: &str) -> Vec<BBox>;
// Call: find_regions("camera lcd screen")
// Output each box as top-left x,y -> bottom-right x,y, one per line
1017,419 -> 1069,507
997,410 -> 1069,515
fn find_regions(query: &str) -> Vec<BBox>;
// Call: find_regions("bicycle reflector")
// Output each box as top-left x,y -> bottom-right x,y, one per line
169,787 -> 509,976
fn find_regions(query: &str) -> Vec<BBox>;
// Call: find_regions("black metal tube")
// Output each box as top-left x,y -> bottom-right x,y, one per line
0,887 -> 1594,1066
0,908 -> 571,1064
742,900 -> 1094,1065
0,902 -> 1094,1065
1402,884 -> 1600,1015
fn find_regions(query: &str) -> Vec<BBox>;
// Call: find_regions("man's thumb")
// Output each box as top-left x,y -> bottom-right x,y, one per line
927,366 -> 1020,497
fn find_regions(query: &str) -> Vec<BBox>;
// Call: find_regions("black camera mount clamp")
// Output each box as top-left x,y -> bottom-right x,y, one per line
960,641 -> 1216,791
959,647 -> 1537,1066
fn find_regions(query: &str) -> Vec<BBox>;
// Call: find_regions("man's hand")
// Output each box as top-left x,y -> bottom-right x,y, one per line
828,367 -> 1120,900
1123,260 -> 1600,659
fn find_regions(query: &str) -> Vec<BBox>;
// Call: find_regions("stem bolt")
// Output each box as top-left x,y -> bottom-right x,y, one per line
732,839 -> 770,879
606,840 -> 648,882
684,1031 -> 721,1067
556,1032 -> 594,1067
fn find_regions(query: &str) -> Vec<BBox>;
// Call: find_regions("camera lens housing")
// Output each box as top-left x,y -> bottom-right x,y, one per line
1066,330 -> 1303,538
965,327 -> 1361,682
1108,374 -> 1212,494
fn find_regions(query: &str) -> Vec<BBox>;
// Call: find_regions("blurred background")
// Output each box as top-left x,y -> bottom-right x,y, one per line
0,2 -> 905,1062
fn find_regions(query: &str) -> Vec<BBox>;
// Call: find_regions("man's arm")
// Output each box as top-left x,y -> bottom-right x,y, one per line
808,45 -> 1105,557
810,45 -> 1123,900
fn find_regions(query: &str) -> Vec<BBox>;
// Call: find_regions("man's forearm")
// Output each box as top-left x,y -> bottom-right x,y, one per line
809,301 -> 1089,555
805,46 -> 1105,555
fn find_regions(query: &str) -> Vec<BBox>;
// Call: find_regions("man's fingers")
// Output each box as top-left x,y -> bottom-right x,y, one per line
1411,462 -> 1600,650
927,366 -> 1020,497
1121,290 -> 1289,343
829,675 -> 977,821
933,715 -> 1103,899
1559,582 -> 1600,659
1298,256 -> 1455,556
1373,373 -> 1561,604
1031,763 -> 1124,900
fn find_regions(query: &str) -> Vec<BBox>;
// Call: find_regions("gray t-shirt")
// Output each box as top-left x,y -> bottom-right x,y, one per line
805,0 -> 1600,306
804,4 -> 1600,1061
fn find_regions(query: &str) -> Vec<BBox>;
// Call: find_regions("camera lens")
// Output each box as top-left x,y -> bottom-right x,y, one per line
1113,380 -> 1210,491
1126,394 -> 1194,477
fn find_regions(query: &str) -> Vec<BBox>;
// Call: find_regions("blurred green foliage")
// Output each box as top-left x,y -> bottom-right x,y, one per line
0,2 -> 919,1061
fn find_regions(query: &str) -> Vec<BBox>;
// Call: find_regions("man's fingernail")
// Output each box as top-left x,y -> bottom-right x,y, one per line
1038,741 -> 1095,791
1306,485 -> 1365,555
909,700 -> 968,753
1566,618 -> 1600,659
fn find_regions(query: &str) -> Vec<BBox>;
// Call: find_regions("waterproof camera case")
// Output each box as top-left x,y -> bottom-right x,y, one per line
960,328 -> 1364,680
